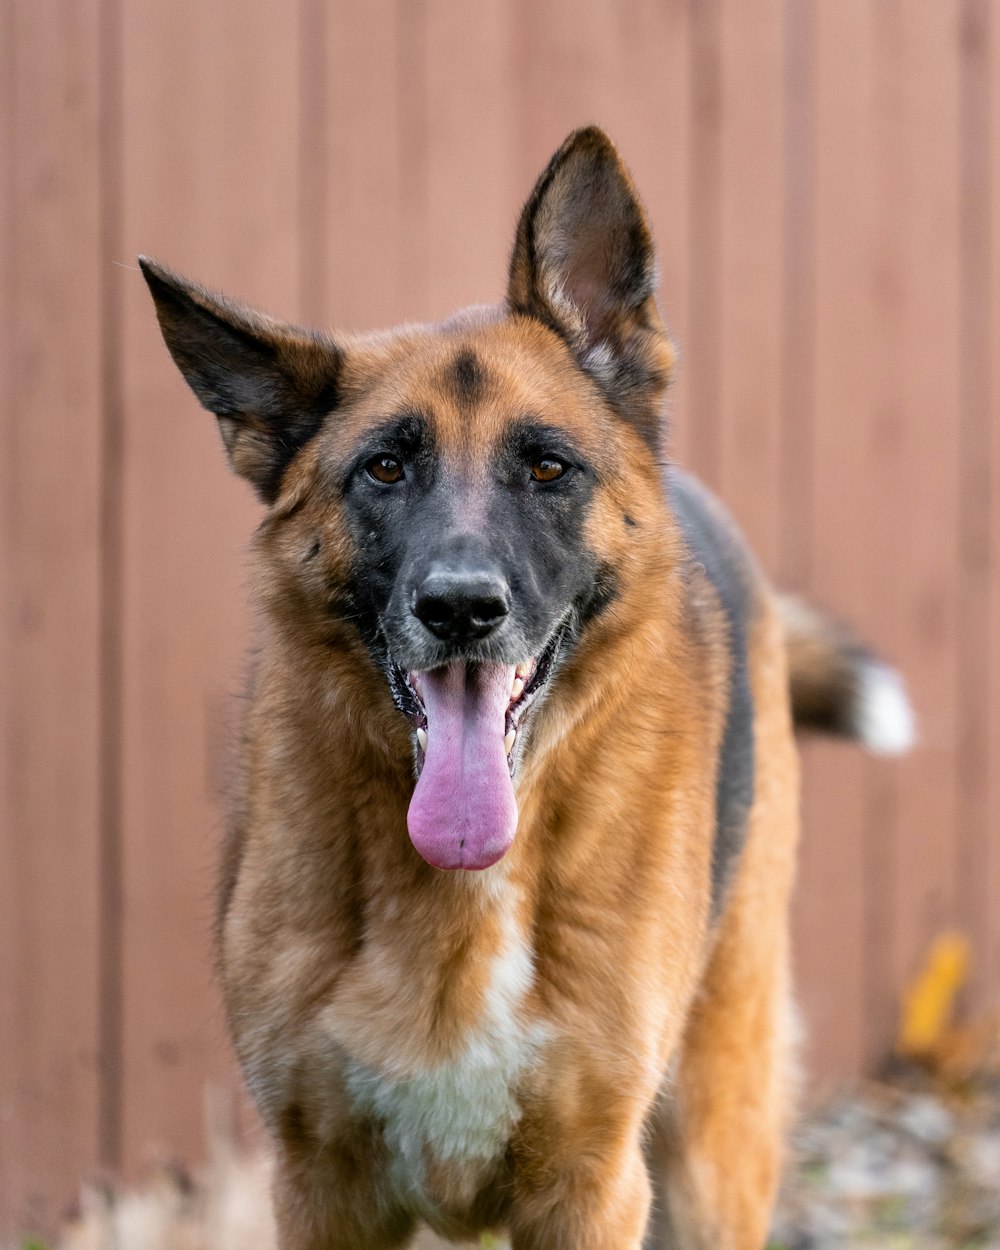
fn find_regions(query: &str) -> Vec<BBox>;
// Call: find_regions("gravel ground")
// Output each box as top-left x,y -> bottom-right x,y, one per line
770,1069 -> 1000,1250
22,1069 -> 1000,1250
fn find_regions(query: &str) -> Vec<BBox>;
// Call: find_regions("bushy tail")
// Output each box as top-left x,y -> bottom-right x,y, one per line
778,595 -> 915,755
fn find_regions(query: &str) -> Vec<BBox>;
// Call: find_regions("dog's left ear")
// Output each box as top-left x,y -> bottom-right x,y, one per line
507,127 -> 675,446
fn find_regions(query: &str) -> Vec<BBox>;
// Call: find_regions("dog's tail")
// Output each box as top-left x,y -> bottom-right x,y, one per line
778,595 -> 915,755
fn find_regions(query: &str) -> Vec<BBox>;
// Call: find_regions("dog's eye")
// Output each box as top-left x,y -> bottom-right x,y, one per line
531,457 -> 566,483
367,455 -> 404,484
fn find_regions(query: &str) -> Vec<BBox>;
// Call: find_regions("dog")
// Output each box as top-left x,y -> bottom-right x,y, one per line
141,127 -> 913,1250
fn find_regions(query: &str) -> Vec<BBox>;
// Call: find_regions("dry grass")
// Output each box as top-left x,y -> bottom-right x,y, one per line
52,1151 -> 276,1250
40,1150 -> 482,1250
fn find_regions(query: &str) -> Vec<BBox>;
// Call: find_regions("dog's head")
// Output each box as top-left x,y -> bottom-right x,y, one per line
142,127 -> 676,871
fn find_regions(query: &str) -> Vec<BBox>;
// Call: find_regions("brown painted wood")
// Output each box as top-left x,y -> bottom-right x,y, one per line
684,0 -> 724,491
423,0 -> 517,319
322,1 -> 408,331
0,0 -> 105,1233
957,0 -> 995,1009
650,0 -> 695,469
779,0 -> 817,592
114,0 -> 301,1175
982,0 -> 1000,1000
880,0 -> 963,1053
792,0 -> 878,1082
716,0 -> 785,573
513,0 -> 619,179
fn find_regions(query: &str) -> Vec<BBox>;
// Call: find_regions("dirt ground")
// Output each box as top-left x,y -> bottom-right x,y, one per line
20,1069 -> 1000,1250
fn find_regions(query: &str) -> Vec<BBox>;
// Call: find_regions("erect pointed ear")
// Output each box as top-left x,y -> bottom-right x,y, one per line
506,127 -> 676,446
139,257 -> 341,502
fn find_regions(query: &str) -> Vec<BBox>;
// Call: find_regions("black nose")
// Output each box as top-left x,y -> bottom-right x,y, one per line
412,567 -> 511,642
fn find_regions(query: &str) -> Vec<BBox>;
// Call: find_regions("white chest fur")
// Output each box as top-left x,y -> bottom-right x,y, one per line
343,894 -> 547,1207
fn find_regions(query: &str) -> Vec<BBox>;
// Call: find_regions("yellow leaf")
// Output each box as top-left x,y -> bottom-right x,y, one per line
897,932 -> 970,1059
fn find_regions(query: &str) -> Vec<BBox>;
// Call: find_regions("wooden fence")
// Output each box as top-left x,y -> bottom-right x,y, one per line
3,0 -> 998,1236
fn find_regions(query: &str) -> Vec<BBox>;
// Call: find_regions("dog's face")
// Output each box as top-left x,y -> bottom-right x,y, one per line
142,127 -> 675,871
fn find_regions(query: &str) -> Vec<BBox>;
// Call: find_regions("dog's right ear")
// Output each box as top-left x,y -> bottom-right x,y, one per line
139,257 -> 340,503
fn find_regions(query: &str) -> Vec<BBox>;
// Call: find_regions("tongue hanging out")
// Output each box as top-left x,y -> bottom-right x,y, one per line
406,662 -> 518,870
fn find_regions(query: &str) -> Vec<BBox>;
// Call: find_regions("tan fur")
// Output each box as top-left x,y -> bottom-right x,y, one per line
141,128 -> 905,1249
645,604 -> 800,1250
209,316 -> 793,1249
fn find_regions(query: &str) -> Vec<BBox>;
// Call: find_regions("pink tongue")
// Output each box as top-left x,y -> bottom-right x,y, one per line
407,662 -> 517,870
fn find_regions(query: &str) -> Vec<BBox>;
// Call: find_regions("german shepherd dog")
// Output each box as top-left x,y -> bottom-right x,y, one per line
141,128 -> 912,1249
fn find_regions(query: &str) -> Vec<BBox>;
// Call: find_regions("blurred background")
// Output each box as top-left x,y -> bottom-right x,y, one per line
2,0 -> 998,1239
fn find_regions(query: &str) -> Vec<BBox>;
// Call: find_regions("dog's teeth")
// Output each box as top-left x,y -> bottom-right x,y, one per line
515,662 -> 531,678
504,729 -> 516,756
416,728 -> 428,751
511,677 -> 525,701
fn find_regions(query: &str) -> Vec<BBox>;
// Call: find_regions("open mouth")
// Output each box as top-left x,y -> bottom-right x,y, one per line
390,640 -> 558,774
384,627 -> 564,872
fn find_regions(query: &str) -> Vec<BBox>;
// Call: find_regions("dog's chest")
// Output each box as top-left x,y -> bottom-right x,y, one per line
342,897 -> 547,1214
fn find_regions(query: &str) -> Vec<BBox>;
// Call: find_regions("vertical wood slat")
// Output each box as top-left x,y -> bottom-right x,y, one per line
716,0 -> 785,572
423,0 -> 516,319
98,0 -> 125,1173
957,0 -> 995,1006
115,0 -> 302,1173
512,0 -> 618,179
322,2 -> 407,332
0,0 -> 105,1233
883,0 -> 962,1052
796,0 -> 965,1070
0,11 -> 15,1219
779,0 -> 817,591
684,0 -> 724,490
298,0 -> 328,327
988,0 -> 1000,1001
650,0 -> 694,465
793,0 -> 878,1081
857,0 -> 963,1056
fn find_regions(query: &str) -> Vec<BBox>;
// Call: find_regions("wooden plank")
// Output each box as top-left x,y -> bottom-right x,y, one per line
876,0 -> 962,1052
797,0 -> 964,1073
957,0 -> 994,1008
396,0 -> 430,319
792,0 -> 878,1083
423,0 -> 516,318
322,1 -> 408,331
684,0 -> 723,490
716,0 -> 785,573
981,0 -> 999,1000
0,0 -> 104,1233
116,0 -> 301,1175
298,0 -> 327,326
779,0 -> 817,590
97,0 -> 124,1173
512,0 -> 618,178
652,0 -> 694,470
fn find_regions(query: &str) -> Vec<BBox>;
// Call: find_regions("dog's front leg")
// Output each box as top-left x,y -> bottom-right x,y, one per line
272,1143 -> 416,1250
509,1125 -> 652,1250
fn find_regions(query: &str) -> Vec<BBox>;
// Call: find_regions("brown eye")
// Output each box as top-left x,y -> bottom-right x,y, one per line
531,457 -> 566,483
367,455 -> 404,484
